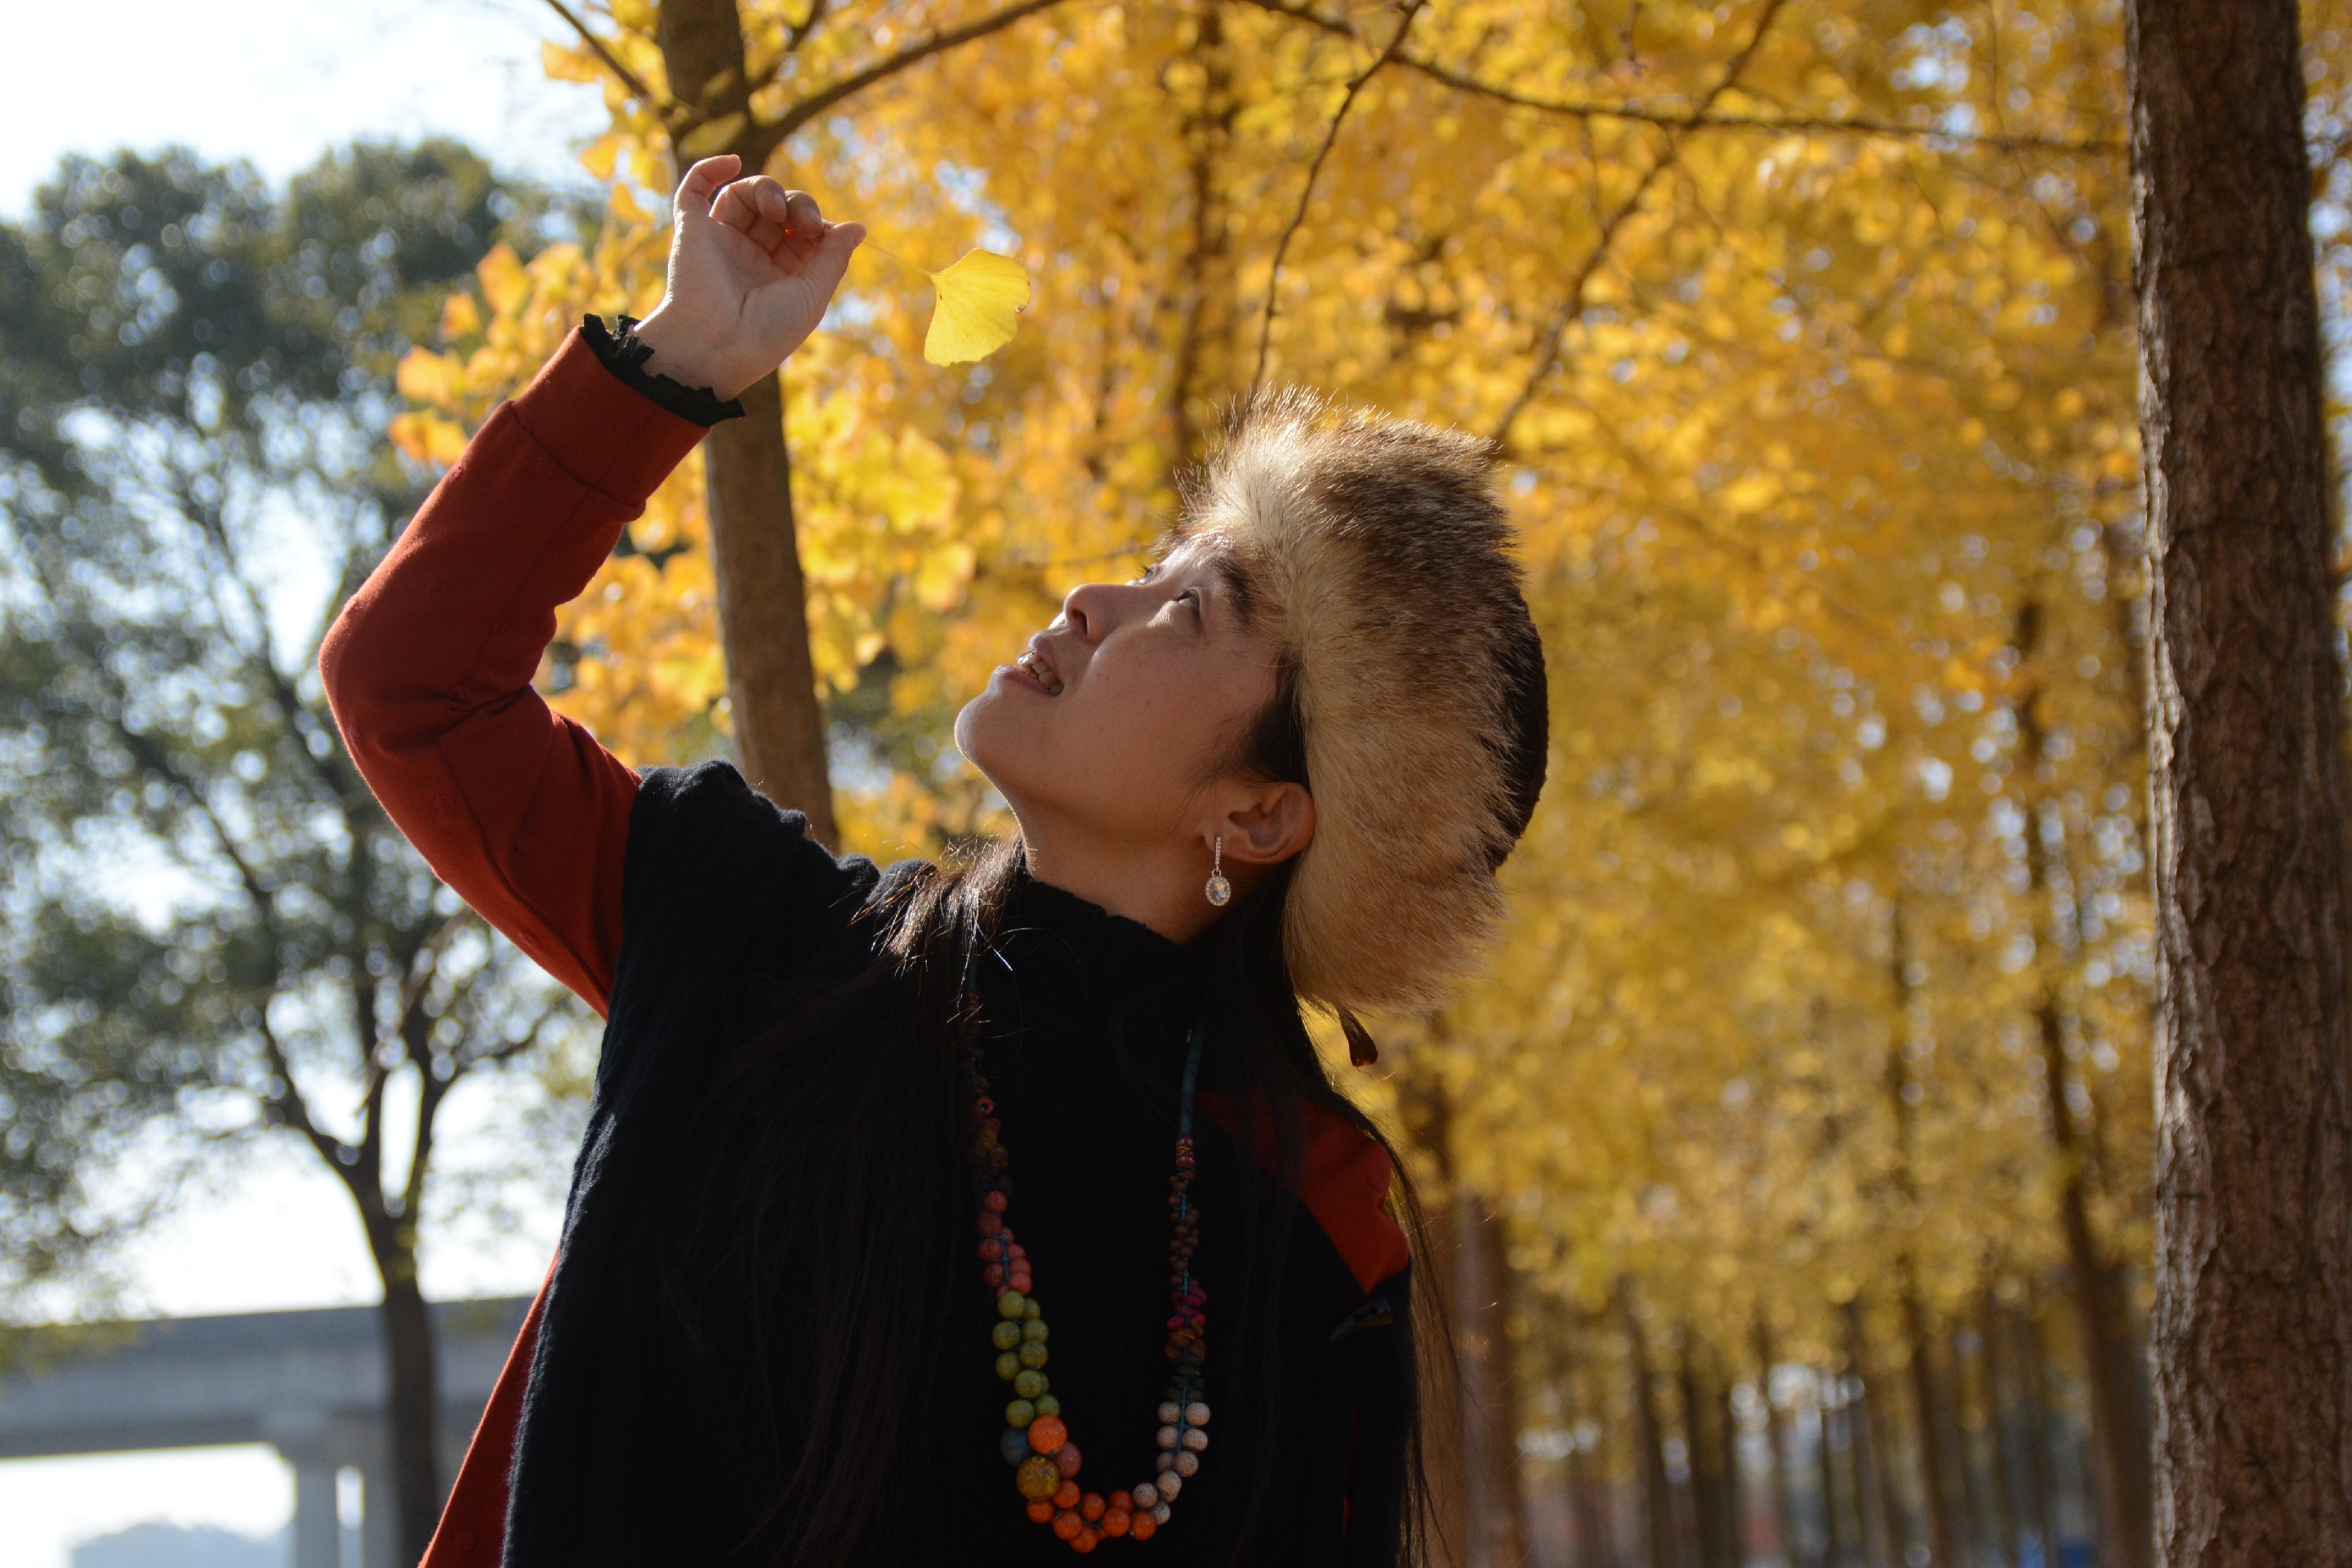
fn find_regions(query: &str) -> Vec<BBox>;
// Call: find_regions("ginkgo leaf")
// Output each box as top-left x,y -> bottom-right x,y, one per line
920,250 -> 1031,365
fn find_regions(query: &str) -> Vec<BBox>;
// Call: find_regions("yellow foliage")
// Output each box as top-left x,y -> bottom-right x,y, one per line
388,0 -> 2167,1361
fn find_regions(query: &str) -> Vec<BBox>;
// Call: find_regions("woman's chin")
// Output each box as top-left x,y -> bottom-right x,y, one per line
954,688 -> 1023,781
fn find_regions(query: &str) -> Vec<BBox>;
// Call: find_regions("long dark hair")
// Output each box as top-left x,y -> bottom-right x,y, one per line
658,657 -> 1447,1566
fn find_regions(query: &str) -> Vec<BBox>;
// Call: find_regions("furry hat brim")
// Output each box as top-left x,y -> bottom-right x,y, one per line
1176,391 -> 1548,1014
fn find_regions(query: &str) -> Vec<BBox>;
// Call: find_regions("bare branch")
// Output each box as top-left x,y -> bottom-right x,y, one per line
1250,0 -> 1429,396
1237,0 -> 2123,156
751,0 -> 1070,156
786,0 -> 832,51
541,0 -> 672,114
1490,0 -> 1791,448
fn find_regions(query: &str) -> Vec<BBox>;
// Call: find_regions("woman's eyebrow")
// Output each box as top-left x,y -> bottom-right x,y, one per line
1206,559 -> 1257,626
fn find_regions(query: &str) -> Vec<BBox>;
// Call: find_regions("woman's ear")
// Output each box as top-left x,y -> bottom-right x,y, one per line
1218,782 -> 1316,866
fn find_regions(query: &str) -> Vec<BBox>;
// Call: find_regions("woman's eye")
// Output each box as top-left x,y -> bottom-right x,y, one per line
1179,589 -> 1203,616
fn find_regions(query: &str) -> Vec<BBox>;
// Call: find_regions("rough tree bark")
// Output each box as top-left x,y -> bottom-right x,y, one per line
2127,2 -> 2352,1564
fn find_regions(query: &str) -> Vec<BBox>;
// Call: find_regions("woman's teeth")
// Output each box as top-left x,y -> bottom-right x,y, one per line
1015,652 -> 1062,694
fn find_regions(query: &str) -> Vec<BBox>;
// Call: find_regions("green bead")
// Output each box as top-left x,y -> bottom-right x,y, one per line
996,1350 -> 1020,1381
992,1320 -> 1023,1350
1033,1393 -> 1061,1419
1018,1340 -> 1049,1369
1023,1298 -> 1042,1320
1013,1369 -> 1048,1400
1021,1318 -> 1049,1343
997,1291 -> 1028,1320
1006,1397 -> 1037,1428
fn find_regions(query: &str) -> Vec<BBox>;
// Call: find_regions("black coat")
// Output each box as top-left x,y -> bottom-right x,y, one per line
504,763 -> 1413,1566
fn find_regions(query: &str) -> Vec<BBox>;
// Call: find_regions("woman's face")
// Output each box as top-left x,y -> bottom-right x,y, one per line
955,541 -> 1283,850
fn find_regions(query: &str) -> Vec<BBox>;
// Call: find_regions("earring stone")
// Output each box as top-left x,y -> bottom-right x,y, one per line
1205,837 -> 1232,907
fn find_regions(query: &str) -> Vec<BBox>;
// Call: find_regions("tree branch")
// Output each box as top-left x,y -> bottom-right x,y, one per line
751,0 -> 1071,155
1236,0 -> 2123,156
541,0 -> 673,116
1490,0 -> 1791,448
1250,0 -> 1428,395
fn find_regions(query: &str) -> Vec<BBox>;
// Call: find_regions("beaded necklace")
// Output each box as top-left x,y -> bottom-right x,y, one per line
967,1015 -> 1211,1554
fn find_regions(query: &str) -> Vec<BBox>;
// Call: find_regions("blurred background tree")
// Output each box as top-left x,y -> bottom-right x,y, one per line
0,141 -> 599,1559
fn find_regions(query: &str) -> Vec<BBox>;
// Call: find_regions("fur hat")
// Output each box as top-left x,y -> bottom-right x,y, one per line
1174,390 -> 1548,1017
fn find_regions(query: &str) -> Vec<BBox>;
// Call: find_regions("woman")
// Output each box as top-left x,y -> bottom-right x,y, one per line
323,155 -> 1547,1567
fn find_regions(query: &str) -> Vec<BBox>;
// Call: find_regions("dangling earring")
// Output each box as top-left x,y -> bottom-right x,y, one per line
1205,835 -> 1232,907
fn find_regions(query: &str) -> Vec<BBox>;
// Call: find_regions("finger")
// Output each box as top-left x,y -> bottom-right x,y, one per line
781,189 -> 823,238
796,220 -> 865,305
675,155 -> 743,223
710,176 -> 773,235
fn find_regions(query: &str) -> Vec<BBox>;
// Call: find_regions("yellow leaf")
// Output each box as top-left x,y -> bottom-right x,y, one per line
477,244 -> 530,318
921,250 -> 1031,366
678,113 -> 748,160
439,292 -> 483,344
395,349 -> 457,408
389,412 -> 469,467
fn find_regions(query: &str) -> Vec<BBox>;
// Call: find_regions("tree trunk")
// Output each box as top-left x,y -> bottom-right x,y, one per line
367,1222 -> 439,1567
2128,2 -> 2352,1563
2012,597 -> 2155,1568
1976,1294 -> 2025,1568
1818,1369 -> 1850,1568
1901,1285 -> 1958,1568
1464,1192 -> 1530,1567
1844,1302 -> 1903,1568
1624,1288 -> 1678,1568
1753,1316 -> 1805,1568
1943,1325 -> 1984,1568
1677,1335 -> 1734,1568
2011,1305 -> 2065,1568
657,0 -> 837,842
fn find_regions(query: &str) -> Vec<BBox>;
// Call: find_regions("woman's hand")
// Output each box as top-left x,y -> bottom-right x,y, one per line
632,154 -> 865,401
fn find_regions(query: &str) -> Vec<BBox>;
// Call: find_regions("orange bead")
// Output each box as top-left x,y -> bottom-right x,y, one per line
1102,1509 -> 1131,1538
1109,1491 -> 1133,1512
1080,1492 -> 1106,1521
1053,1510 -> 1084,1541
1027,1499 -> 1057,1524
1054,1481 -> 1080,1511
1129,1513 -> 1157,1542
1027,1414 -> 1068,1455
1072,1527 -> 1099,1553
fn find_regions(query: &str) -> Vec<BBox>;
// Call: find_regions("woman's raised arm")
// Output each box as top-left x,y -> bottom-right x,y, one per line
320,330 -> 706,1013
321,156 -> 863,1014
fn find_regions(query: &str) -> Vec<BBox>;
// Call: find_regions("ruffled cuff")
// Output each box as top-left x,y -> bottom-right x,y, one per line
580,314 -> 746,427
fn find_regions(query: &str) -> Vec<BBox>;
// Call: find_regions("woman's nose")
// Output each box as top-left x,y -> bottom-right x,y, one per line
1060,581 -> 1118,642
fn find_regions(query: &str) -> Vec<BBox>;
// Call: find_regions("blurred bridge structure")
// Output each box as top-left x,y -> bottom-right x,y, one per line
0,1297 -> 530,1568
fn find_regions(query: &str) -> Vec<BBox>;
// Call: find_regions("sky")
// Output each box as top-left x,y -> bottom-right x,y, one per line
2,2 -> 608,1562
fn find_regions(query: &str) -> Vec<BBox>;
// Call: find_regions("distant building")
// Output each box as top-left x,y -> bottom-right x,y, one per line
72,1522 -> 287,1568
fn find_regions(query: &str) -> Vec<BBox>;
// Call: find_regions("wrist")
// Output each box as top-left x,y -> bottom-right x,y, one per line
632,308 -> 752,401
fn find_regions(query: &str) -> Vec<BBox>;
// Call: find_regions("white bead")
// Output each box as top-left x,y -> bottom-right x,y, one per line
1132,1483 -> 1158,1509
1157,1474 -> 1182,1501
1156,1450 -> 1176,1472
1158,1401 -> 1181,1424
1182,1428 -> 1209,1453
1174,1450 -> 1200,1477
1156,1425 -> 1178,1450
1185,1401 -> 1210,1427
1152,1503 -> 1173,1524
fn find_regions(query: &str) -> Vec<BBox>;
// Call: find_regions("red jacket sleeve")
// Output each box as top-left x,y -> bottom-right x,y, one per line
320,328 -> 712,1014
